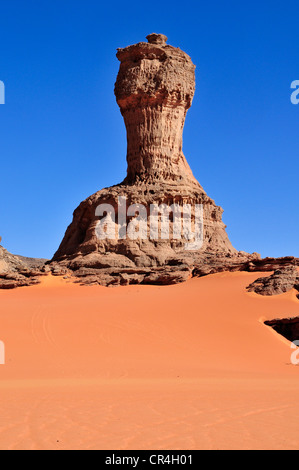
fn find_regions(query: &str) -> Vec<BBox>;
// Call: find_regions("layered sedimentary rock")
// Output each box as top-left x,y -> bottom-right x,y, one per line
247,265 -> 299,296
50,34 -> 258,286
0,238 -> 46,289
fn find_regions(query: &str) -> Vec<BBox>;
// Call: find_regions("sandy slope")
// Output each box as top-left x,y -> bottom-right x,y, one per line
0,272 -> 298,450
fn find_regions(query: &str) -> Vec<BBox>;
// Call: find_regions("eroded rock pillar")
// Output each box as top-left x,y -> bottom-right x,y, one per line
115,33 -> 198,185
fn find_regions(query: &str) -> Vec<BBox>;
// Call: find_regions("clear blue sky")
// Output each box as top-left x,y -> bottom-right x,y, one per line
0,0 -> 299,259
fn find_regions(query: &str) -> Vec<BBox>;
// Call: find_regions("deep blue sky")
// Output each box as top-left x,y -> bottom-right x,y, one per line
0,0 -> 299,259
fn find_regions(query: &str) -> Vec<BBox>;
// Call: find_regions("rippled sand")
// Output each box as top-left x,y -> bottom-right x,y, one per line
0,272 -> 298,450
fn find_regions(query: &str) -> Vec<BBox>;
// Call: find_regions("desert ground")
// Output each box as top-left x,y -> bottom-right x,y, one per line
0,271 -> 298,450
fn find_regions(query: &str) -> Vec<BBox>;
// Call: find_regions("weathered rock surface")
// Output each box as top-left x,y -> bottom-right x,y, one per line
247,265 -> 299,296
49,33 -> 261,286
0,239 -> 47,289
115,32 -> 199,186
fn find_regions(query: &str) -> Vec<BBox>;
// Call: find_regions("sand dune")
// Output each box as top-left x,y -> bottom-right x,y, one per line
0,272 -> 298,450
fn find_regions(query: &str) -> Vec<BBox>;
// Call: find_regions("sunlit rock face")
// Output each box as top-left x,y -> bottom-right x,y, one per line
115,33 -> 198,186
51,34 -> 256,286
0,240 -> 46,289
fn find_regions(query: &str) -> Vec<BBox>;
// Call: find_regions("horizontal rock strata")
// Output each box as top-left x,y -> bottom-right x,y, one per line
247,265 -> 299,296
0,242 -> 47,289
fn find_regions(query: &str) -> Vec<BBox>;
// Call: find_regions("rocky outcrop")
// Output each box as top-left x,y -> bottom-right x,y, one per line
247,265 -> 299,296
0,239 -> 47,289
1,36 -> 298,289
50,33 -> 260,286
264,317 -> 299,342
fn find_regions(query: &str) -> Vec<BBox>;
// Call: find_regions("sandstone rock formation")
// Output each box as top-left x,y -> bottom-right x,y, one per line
0,237 -> 46,289
1,35 -> 298,289
115,32 -> 199,186
247,265 -> 299,296
50,33 -> 260,286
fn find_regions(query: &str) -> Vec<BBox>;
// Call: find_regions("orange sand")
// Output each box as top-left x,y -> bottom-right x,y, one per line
0,272 -> 299,450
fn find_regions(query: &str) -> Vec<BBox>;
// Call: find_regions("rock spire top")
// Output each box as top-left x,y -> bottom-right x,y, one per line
146,33 -> 168,45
